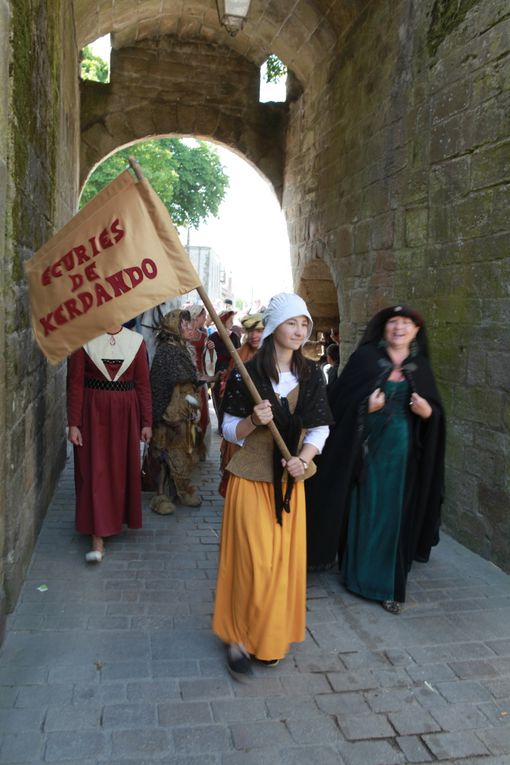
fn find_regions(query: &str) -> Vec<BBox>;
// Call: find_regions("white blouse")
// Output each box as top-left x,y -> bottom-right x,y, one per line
222,371 -> 330,452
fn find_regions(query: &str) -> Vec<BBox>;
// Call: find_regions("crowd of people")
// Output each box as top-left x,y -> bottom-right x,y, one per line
67,293 -> 445,680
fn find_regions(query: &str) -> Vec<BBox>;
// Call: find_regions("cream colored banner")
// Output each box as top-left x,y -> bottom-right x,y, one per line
25,170 -> 201,364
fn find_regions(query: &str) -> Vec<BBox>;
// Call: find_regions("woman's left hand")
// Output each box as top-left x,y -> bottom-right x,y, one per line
141,426 -> 152,443
281,456 -> 306,479
409,393 -> 432,419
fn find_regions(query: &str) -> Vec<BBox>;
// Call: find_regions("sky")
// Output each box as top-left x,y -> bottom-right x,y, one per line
88,36 -> 292,305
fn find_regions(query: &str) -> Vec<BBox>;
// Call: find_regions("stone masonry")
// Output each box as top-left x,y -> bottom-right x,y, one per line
0,0 -> 508,637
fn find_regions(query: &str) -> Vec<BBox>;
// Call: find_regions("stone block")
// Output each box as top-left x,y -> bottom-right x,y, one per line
45,731 -> 106,761
396,735 -> 433,763
230,721 -> 293,750
422,730 -> 490,759
339,712 -> 395,740
110,728 -> 172,757
388,705 -> 441,735
172,724 -> 230,755
338,739 -> 404,765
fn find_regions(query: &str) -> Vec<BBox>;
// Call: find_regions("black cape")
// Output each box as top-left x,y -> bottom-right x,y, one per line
222,358 -> 333,524
305,342 -> 446,591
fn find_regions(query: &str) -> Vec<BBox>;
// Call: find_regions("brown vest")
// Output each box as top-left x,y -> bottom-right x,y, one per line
226,384 -> 317,483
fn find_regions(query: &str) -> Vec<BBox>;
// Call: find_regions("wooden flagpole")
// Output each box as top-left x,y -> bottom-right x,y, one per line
128,157 -> 292,461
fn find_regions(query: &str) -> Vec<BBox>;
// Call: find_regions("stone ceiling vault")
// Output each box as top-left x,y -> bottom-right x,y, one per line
74,0 -> 371,85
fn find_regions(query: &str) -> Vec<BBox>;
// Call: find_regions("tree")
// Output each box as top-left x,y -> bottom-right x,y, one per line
80,139 -> 229,229
80,46 -> 109,83
264,54 -> 287,84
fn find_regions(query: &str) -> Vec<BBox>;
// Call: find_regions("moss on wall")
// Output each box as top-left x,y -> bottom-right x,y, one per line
11,0 -> 61,287
427,0 -> 482,57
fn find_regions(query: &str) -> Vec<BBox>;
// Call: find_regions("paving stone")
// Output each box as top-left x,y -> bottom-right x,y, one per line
388,704 -> 441,736
338,712 -> 395,740
449,660 -> 499,679
212,697 -> 266,722
286,715 -> 341,745
396,735 -> 433,762
101,702 -> 157,727
44,704 -> 101,731
437,680 -> 493,704
180,678 -> 233,700
364,688 -> 415,713
476,726 -> 510,755
73,682 -> 127,704
0,731 -> 44,762
0,686 -> 18,708
429,702 -> 490,731
338,739 -> 405,765
110,728 -> 172,757
294,652 -> 344,673
15,683 -> 73,707
266,696 -> 322,720
100,660 -> 150,681
280,672 -> 332,695
422,730 -> 491,759
159,700 -> 213,726
230,721 -> 293,749
279,746 -> 345,764
327,670 -> 378,692
172,724 -> 230,754
0,706 -> 45,732
316,692 -> 372,716
44,730 -> 106,761
127,679 -> 180,701
406,662 -> 457,683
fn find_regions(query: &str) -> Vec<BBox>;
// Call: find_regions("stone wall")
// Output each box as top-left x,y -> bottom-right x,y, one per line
0,0 -> 80,632
287,0 -> 510,569
80,38 -> 287,199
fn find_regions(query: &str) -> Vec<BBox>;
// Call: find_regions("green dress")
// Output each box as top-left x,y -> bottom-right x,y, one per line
344,380 -> 410,602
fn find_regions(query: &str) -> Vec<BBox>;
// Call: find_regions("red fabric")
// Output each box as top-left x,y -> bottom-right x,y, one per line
67,343 -> 152,537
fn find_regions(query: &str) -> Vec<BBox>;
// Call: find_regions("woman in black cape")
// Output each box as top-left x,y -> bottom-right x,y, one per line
306,305 -> 445,613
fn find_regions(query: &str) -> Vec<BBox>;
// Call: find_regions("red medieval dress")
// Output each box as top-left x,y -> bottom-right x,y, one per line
67,328 -> 152,537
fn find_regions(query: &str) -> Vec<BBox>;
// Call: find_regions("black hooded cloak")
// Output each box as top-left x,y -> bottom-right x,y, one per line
305,306 -> 446,601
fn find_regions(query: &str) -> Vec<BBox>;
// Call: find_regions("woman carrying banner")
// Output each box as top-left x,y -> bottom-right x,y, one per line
67,325 -> 152,562
149,309 -> 202,515
212,293 -> 332,679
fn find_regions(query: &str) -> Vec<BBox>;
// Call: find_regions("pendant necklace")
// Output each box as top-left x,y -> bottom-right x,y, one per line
108,334 -> 116,346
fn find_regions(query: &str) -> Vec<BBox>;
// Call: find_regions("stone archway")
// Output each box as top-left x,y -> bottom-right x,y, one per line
2,0 -> 510,638
80,39 -> 288,200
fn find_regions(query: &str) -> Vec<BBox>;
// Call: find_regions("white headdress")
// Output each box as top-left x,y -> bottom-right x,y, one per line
260,292 -> 313,345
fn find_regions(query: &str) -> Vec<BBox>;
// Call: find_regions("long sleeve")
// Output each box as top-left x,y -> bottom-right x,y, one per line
134,342 -> 152,428
67,349 -> 85,427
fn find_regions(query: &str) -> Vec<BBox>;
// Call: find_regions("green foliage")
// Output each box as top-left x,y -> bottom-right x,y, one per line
264,54 -> 287,84
80,45 -> 109,83
80,138 -> 229,229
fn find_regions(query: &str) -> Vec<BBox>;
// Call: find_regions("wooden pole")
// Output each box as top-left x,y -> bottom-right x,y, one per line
128,156 -> 292,461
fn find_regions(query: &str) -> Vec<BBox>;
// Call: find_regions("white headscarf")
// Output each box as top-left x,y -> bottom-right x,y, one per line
260,292 -> 313,345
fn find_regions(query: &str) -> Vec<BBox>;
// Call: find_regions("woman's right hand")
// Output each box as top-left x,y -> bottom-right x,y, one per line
368,388 -> 385,413
69,426 -> 83,446
252,400 -> 273,426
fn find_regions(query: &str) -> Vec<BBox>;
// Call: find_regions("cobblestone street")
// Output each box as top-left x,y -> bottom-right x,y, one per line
1,427 -> 509,764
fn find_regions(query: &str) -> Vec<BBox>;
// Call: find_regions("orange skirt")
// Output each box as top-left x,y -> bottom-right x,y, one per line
212,475 -> 306,661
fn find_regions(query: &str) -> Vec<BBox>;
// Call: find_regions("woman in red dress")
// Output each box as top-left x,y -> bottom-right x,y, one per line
67,325 -> 152,562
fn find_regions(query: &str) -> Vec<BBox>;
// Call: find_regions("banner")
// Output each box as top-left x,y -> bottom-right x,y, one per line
25,170 -> 201,364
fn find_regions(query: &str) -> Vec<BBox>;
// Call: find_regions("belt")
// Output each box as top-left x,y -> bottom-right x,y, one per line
85,378 -> 135,391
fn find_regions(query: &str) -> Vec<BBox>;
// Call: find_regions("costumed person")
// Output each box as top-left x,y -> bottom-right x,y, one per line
67,325 -> 152,563
323,342 -> 340,388
149,309 -> 202,515
306,305 -> 445,614
212,293 -> 333,680
187,303 -> 212,461
206,310 -> 241,432
217,313 -> 265,496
